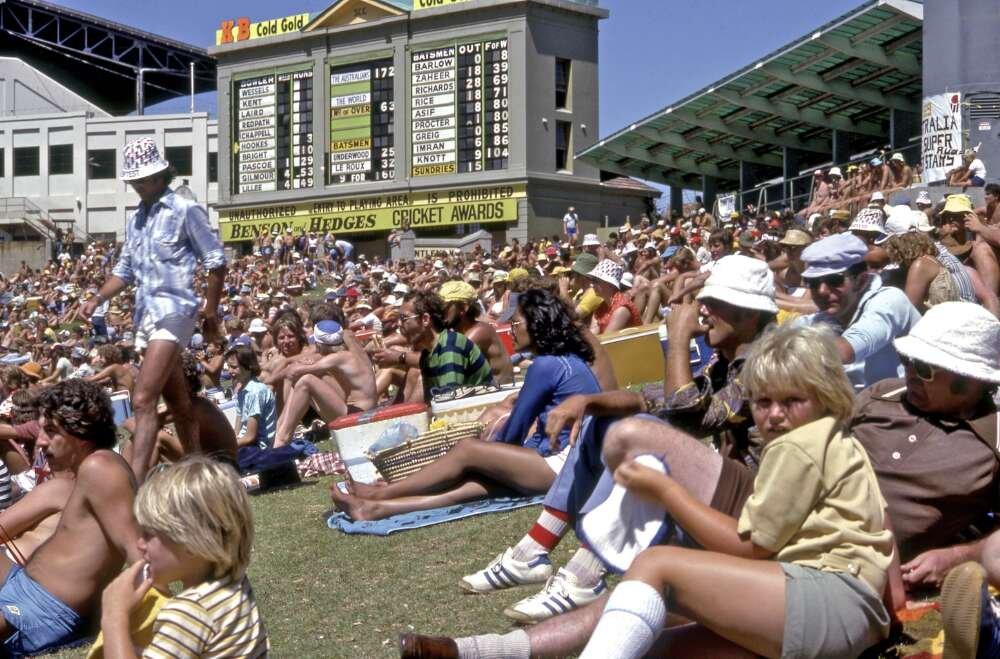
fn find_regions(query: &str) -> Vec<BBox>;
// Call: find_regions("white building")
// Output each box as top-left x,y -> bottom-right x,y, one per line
0,0 -> 216,269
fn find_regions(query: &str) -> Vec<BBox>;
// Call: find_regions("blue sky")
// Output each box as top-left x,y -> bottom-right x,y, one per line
58,0 -> 865,191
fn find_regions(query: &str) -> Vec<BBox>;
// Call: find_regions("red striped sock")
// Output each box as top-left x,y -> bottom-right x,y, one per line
511,507 -> 570,561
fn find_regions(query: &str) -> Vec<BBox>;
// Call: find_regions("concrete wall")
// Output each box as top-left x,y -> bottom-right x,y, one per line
924,0 -> 1000,180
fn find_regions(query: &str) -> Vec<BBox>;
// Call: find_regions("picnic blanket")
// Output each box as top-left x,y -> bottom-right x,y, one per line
327,491 -> 544,536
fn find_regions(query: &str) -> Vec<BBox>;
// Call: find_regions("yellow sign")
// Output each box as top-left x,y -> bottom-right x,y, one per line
412,0 -> 474,11
216,13 -> 309,46
219,184 -> 525,242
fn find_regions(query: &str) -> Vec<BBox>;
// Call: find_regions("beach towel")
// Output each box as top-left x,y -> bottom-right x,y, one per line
327,491 -> 544,536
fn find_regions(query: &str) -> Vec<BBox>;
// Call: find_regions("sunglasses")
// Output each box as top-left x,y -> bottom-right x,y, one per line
806,273 -> 846,290
899,355 -> 936,382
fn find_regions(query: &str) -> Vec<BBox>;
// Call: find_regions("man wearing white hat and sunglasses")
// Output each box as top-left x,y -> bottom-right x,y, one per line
82,137 -> 227,483
850,302 -> 1000,598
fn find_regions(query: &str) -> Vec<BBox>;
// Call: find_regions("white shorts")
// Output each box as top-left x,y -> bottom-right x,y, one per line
544,446 -> 571,474
134,313 -> 197,351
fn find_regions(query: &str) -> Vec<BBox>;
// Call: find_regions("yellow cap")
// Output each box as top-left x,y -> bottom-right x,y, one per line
438,280 -> 478,302
943,194 -> 973,214
509,267 -> 530,281
551,266 -> 570,275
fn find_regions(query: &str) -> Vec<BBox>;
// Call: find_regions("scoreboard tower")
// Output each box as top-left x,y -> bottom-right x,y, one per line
212,0 -> 650,251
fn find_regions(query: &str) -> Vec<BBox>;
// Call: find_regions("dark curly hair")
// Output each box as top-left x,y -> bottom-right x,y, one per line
517,288 -> 594,363
181,351 -> 204,394
404,291 -> 446,332
37,379 -> 116,449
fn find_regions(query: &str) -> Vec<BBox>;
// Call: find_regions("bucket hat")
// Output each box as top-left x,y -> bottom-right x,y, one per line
849,207 -> 886,234
696,255 -> 778,314
586,259 -> 623,290
894,302 -> 1000,384
120,137 -> 170,181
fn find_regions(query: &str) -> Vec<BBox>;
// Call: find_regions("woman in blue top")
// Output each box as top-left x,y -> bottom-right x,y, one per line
332,289 -> 602,521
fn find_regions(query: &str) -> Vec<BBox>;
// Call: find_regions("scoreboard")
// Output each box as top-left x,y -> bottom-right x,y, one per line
233,66 -> 315,194
329,58 -> 396,185
411,36 -> 509,177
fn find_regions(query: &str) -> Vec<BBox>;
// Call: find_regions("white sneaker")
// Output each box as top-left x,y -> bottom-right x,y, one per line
503,568 -> 607,623
460,547 -> 552,593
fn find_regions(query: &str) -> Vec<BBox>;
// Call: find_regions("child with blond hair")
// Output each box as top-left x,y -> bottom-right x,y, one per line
97,456 -> 268,658
579,323 -> 903,659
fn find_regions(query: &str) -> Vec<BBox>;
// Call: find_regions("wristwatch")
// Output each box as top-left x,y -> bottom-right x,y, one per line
397,351 -> 406,365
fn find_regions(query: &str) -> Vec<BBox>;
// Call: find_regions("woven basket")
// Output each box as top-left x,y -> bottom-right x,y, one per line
367,422 -> 483,483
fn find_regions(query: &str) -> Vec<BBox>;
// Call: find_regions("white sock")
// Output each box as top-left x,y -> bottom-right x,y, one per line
579,580 -> 666,659
563,546 -> 606,587
455,629 -> 530,659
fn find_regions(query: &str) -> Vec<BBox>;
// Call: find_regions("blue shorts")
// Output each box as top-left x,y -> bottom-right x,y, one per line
0,565 -> 84,656
971,175 -> 986,187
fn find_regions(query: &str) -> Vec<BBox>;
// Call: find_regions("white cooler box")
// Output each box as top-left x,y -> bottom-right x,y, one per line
328,403 -> 430,484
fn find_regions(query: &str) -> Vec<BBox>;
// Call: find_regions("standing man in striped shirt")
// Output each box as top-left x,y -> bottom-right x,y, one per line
372,291 -> 493,401
81,138 -> 227,482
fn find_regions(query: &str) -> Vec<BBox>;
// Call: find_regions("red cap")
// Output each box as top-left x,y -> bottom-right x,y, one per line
345,287 -> 360,298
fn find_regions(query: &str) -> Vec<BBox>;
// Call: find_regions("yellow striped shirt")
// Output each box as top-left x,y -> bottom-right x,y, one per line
143,575 -> 268,658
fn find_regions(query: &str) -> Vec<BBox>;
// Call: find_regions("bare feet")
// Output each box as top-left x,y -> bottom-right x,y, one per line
342,470 -> 388,499
330,483 -> 381,521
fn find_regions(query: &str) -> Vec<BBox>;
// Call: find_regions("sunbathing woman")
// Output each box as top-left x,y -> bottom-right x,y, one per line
332,288 -> 601,521
578,323 -> 902,659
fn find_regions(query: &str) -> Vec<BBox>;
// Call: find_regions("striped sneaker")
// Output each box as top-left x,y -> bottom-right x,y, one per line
503,567 -> 607,624
460,547 -> 552,594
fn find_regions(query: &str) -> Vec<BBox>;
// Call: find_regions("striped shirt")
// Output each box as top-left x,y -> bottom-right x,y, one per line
419,330 -> 493,400
935,241 -> 978,303
112,191 -> 226,325
143,575 -> 268,658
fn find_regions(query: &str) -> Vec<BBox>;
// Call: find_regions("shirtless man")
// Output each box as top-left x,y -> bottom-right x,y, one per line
260,311 -> 318,411
121,352 -> 239,466
86,344 -> 136,393
439,281 -> 514,384
273,321 -> 376,447
0,468 -> 74,565
0,379 -> 140,656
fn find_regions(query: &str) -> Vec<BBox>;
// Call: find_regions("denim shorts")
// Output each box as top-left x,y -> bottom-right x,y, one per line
0,565 -> 84,656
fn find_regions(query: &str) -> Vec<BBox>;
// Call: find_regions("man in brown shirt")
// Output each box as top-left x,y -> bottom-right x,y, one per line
852,301 -> 1000,590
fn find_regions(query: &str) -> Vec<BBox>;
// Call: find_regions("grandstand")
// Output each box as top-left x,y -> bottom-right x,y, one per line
578,0 -> 924,213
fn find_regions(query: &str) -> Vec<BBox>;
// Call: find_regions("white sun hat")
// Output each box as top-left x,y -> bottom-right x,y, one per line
120,137 -> 170,181
621,242 -> 639,257
620,272 -> 634,289
586,259 -> 623,289
248,318 -> 268,334
582,233 -> 601,247
696,254 -> 778,314
874,205 -> 916,245
893,302 -> 1000,384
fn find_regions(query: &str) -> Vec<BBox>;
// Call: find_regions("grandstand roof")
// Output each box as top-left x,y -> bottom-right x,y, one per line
577,0 -> 923,191
0,0 -> 216,115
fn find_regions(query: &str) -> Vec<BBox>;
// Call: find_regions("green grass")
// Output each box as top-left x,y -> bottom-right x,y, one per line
51,453 -> 943,658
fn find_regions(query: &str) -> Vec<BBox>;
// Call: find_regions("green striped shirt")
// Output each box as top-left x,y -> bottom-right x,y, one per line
420,330 -> 493,400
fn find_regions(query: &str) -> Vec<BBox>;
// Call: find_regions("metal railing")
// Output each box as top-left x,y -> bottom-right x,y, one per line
0,197 -> 94,245
737,142 -> 922,214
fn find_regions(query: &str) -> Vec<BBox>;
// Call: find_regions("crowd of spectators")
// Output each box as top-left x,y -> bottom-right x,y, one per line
0,132 -> 1000,656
